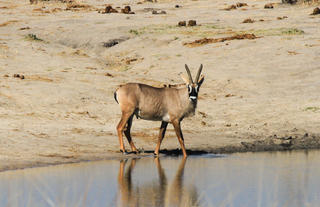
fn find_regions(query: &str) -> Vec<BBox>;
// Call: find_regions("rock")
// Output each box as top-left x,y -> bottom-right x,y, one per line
178,21 -> 186,26
102,37 -> 129,48
105,73 -> 113,77
224,5 -> 237,10
188,20 -> 197,26
264,3 -> 274,9
311,7 -> 320,15
13,74 -> 25,79
236,2 -> 248,7
121,6 -> 134,14
19,27 -> 31,30
282,0 -> 297,4
152,10 -> 166,14
175,5 -> 180,8
242,18 -> 254,23
30,0 -> 38,4
105,5 -> 118,13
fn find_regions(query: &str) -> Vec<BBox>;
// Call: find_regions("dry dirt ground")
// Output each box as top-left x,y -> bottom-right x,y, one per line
0,0 -> 320,171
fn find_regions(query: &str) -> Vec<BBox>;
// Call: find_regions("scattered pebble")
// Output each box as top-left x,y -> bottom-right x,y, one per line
121,6 -> 135,14
264,3 -> 274,9
29,0 -> 38,4
102,37 -> 129,48
242,18 -> 254,23
13,74 -> 25,79
282,0 -> 297,4
152,10 -> 166,14
311,7 -> 320,15
198,111 -> 207,118
19,27 -> 30,30
3,74 -> 9,78
175,5 -> 180,8
104,5 -> 118,13
188,20 -> 197,26
105,73 -> 113,77
125,58 -> 138,65
236,2 -> 248,7
277,16 -> 288,20
178,21 -> 186,26
225,94 -> 235,97
224,5 -> 237,10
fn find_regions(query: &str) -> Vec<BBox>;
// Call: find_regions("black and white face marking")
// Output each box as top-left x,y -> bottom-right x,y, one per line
187,84 -> 198,102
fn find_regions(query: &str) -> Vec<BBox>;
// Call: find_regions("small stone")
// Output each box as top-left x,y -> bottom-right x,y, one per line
105,5 -> 118,13
311,7 -> 320,15
236,2 -> 248,7
178,21 -> 186,26
264,3 -> 274,9
188,20 -> 197,26
242,18 -> 254,23
105,72 -> 113,77
121,6 -> 133,14
13,74 -> 25,79
224,5 -> 237,10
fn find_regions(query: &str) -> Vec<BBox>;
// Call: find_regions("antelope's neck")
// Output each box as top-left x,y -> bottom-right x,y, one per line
178,88 -> 197,116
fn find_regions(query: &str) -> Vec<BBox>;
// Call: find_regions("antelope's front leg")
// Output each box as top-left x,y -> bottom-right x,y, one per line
172,120 -> 187,158
154,121 -> 168,156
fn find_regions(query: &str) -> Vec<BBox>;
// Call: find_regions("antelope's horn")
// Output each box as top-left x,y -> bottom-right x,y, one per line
195,64 -> 203,83
184,64 -> 194,84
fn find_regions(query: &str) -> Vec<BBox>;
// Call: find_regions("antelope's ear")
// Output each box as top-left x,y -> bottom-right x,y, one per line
198,74 -> 205,86
180,73 -> 190,84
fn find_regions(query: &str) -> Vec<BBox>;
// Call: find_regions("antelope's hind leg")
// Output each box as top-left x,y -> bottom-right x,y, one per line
124,114 -> 138,153
117,112 -> 134,154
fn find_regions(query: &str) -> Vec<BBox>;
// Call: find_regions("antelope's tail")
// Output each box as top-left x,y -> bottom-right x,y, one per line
114,90 -> 119,104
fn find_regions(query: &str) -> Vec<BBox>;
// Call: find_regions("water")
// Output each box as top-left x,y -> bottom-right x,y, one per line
1,150 -> 320,207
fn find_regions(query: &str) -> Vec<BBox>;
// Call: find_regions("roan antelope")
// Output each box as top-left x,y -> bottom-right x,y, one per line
114,64 -> 204,157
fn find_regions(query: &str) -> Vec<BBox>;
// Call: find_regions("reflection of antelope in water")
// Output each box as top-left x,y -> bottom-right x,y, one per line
116,158 -> 200,207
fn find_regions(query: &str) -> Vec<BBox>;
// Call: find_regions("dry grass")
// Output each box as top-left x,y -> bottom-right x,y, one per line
184,33 -> 258,47
0,20 -> 19,27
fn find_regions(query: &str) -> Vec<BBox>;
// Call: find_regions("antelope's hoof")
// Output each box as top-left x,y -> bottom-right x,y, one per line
120,149 -> 128,155
153,152 -> 159,157
132,150 -> 139,154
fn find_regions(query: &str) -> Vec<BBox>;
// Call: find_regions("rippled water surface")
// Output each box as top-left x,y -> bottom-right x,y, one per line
1,150 -> 320,207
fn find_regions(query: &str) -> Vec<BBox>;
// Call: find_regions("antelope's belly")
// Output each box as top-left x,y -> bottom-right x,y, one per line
135,109 -> 164,121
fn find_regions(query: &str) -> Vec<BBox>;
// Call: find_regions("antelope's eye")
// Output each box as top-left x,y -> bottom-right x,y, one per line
188,85 -> 192,93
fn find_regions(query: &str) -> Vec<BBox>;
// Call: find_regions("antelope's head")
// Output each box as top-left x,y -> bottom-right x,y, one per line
180,64 -> 205,103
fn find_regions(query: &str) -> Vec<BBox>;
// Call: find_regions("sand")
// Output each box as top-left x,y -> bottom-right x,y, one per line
0,0 -> 320,171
